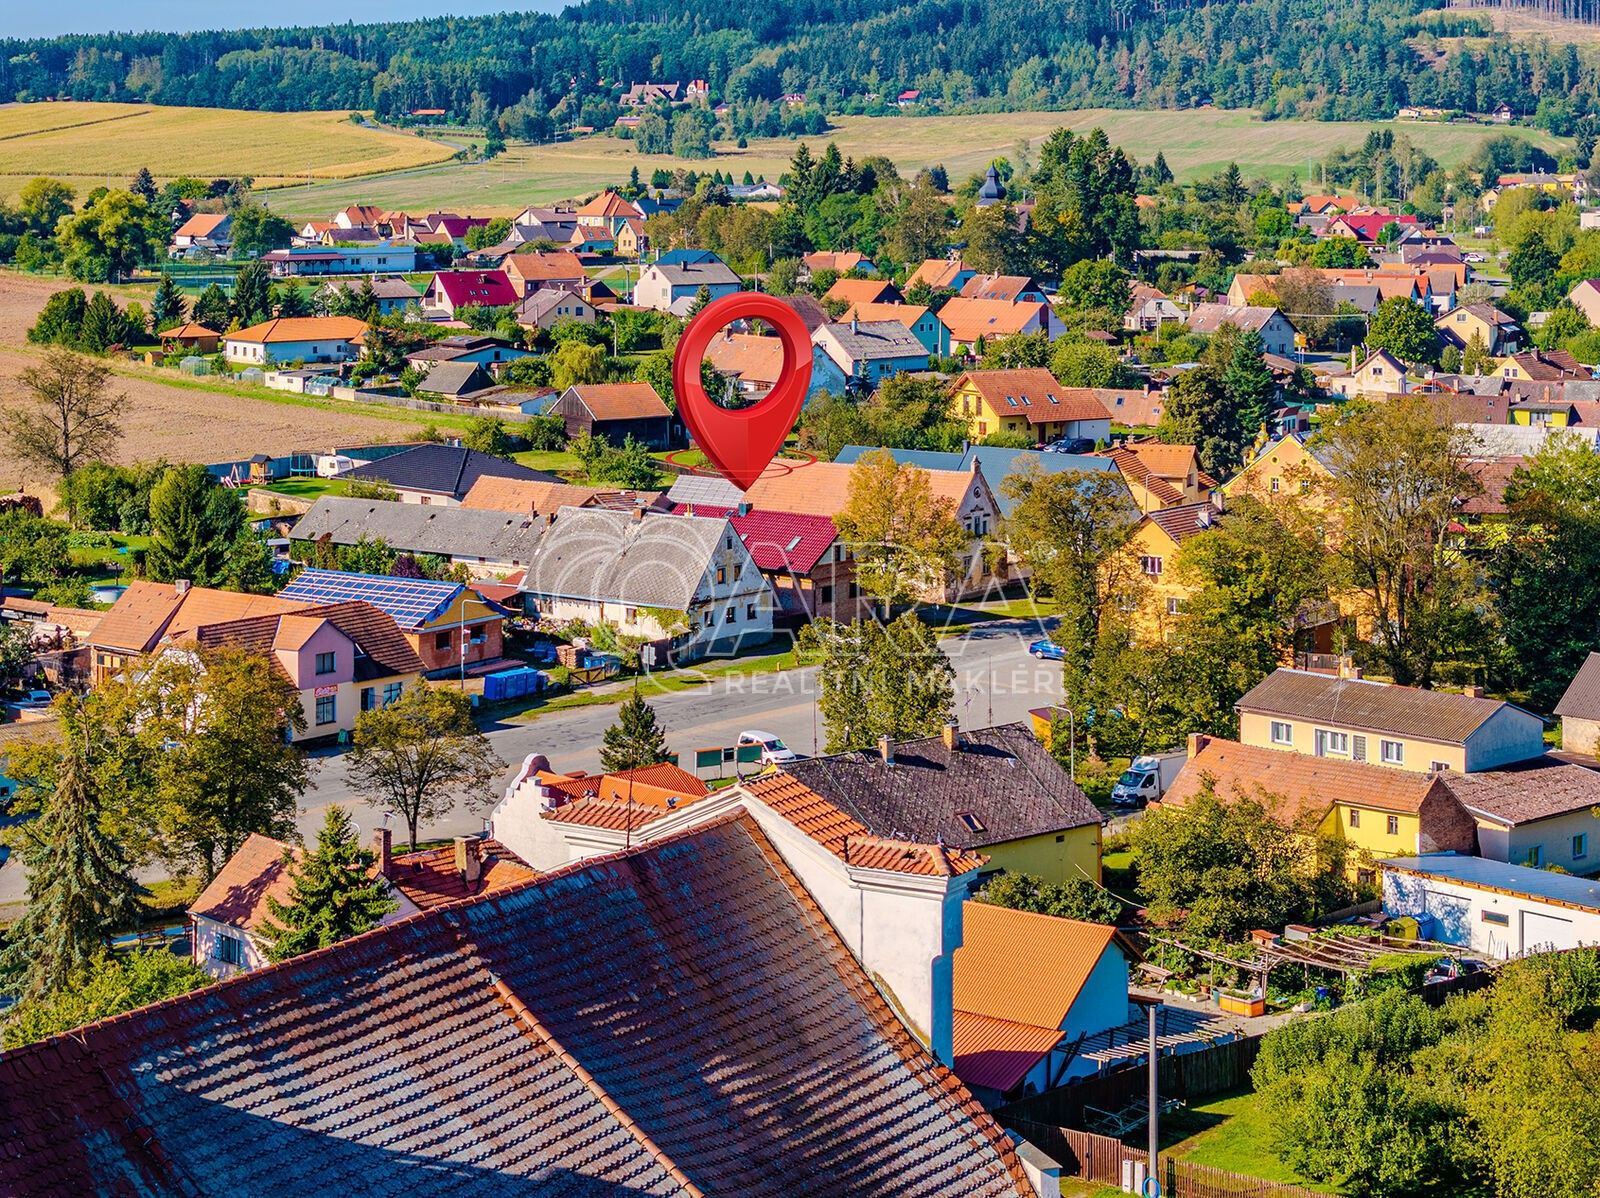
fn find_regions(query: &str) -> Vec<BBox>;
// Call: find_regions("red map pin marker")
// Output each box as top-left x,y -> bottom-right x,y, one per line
672,292 -> 813,491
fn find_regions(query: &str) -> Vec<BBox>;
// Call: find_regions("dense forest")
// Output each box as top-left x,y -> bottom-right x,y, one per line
1,0 -> 1597,132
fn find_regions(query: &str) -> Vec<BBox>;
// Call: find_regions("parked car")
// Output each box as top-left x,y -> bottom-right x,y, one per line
1043,437 -> 1096,455
13,690 -> 52,708
1463,251 -> 1487,263
737,730 -> 799,766
1027,638 -> 1067,661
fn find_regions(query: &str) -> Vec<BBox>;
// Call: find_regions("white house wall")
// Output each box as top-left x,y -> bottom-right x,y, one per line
1382,867 -> 1600,958
1463,706 -> 1548,771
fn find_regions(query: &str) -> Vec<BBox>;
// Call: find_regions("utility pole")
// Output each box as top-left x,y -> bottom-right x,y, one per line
1137,995 -> 1162,1196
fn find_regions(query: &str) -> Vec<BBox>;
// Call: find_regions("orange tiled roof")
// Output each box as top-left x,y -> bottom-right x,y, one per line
823,277 -> 901,305
1161,735 -> 1445,819
91,581 -> 306,655
907,257 -> 970,291
567,382 -> 670,421
188,833 -> 299,934
575,190 -> 642,219
938,298 -> 1049,342
956,369 -> 1111,424
227,316 -> 369,345
744,773 -> 986,876
954,902 -> 1136,1031
385,838 -> 537,910
703,331 -> 786,386
952,1010 -> 1064,1093
743,458 -> 977,519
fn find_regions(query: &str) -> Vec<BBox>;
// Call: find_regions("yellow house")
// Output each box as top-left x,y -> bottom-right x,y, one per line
1236,667 -> 1547,775
1161,734 -> 1480,884
1125,502 -> 1218,642
1222,434 -> 1336,509
774,721 -> 1104,885
1328,349 -> 1408,400
1097,441 -> 1215,512
948,368 -> 1113,446
1435,303 -> 1521,356
614,218 -> 646,259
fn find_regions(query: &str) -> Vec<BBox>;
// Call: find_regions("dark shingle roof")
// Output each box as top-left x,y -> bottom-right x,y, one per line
1437,755 -> 1600,826
1557,653 -> 1600,720
193,599 -> 426,680
777,722 -> 1101,850
335,443 -> 558,499
290,495 -> 547,562
1236,668 -> 1518,744
0,814 -> 1033,1198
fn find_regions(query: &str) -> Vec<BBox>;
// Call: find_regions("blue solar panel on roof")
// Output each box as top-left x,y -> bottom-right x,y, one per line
280,569 -> 461,628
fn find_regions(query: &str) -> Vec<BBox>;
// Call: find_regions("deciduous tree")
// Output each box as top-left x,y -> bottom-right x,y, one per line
1,949 -> 209,1048
834,449 -> 969,611
4,350 -> 125,513
344,685 -> 504,850
799,613 -> 955,753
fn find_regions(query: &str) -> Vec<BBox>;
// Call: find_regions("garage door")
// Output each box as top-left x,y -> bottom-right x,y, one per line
1521,909 -> 1575,954
1422,890 -> 1471,944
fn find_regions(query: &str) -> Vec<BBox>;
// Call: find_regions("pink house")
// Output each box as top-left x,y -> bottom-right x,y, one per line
424,270 -> 521,318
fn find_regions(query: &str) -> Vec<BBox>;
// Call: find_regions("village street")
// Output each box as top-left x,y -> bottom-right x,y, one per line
0,618 -> 1062,908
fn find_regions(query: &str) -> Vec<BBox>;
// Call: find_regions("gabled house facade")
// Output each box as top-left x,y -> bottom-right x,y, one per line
948,369 -> 1113,446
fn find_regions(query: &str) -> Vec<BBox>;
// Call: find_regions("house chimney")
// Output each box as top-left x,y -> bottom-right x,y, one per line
371,825 -> 391,877
454,835 -> 482,885
1465,684 -> 1485,699
737,501 -> 752,516
174,578 -> 191,595
1187,732 -> 1209,759
631,506 -> 644,522
878,735 -> 894,765
941,722 -> 960,751
850,315 -> 859,335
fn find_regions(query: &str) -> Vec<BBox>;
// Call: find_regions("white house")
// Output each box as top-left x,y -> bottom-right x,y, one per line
223,315 -> 369,365
170,212 -> 232,257
1185,303 -> 1299,357
517,507 -> 773,660
812,319 -> 931,385
1381,854 -> 1600,958
632,258 -> 742,313
490,759 -> 981,1065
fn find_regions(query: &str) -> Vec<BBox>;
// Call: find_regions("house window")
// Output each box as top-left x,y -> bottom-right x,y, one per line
1270,477 -> 1280,493
383,682 -> 403,707
1381,739 -> 1404,765
1348,808 -> 1361,828
1352,735 -> 1367,762
725,606 -> 737,622
716,567 -> 727,584
957,812 -> 987,834
1575,833 -> 1589,860
1528,845 -> 1544,867
360,687 -> 375,712
747,603 -> 758,619
436,631 -> 452,651
1141,556 -> 1163,576
215,934 -> 245,966
1386,815 -> 1399,836
1482,910 -> 1510,926
1166,598 -> 1180,615
1299,479 -> 1311,494
1315,729 -> 1349,757
1270,721 -> 1293,746
1430,761 -> 1450,772
315,651 -> 336,675
820,584 -> 834,603
315,695 -> 337,726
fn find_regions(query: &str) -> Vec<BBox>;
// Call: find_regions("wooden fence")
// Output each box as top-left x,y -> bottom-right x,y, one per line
996,1034 -> 1264,1130
1007,1119 -> 1330,1198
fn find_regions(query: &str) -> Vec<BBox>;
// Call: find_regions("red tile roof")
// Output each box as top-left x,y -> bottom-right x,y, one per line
566,381 -> 670,421
0,814 -> 1034,1197
384,838 -> 537,909
188,833 -> 299,933
668,504 -> 838,574
956,369 -> 1112,425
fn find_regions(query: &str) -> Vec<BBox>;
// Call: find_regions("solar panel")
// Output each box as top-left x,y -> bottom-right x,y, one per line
280,569 -> 459,629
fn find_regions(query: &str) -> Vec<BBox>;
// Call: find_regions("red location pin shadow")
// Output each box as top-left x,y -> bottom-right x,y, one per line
672,291 -> 812,491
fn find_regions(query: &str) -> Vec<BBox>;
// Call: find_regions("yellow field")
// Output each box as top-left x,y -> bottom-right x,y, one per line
0,102 -> 456,200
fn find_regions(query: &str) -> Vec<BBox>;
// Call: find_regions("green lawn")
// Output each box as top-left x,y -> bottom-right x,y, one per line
255,476 -> 349,501
512,448 -> 582,473
1158,1089 -> 1325,1189
70,533 -> 149,575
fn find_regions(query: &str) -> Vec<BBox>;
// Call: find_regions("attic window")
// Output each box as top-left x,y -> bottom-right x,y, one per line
1046,394 -> 1059,404
1020,397 -> 1031,406
957,812 -> 986,834
785,536 -> 803,551
1005,396 -> 1017,406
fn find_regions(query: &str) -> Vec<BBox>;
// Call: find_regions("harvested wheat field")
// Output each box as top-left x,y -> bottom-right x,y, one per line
0,102 -> 455,201
0,273 -> 422,502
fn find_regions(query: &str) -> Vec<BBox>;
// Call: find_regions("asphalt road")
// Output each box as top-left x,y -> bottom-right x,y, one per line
0,618 -> 1062,906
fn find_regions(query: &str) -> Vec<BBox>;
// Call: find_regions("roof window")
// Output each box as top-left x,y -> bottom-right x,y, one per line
957,812 -> 986,834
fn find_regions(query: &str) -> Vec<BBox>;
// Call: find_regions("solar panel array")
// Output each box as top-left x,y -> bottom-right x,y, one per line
280,569 -> 460,629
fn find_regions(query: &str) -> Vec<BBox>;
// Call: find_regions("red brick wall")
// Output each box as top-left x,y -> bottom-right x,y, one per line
410,618 -> 503,675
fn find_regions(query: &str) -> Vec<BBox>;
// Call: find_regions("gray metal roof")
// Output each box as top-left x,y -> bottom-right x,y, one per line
289,496 -> 546,561
666,474 -> 746,507
816,320 -> 926,361
518,507 -> 740,610
1382,853 -> 1600,911
645,259 -> 741,287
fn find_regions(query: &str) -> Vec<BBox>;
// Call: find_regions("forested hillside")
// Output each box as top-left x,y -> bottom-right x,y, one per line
0,0 -> 1595,134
